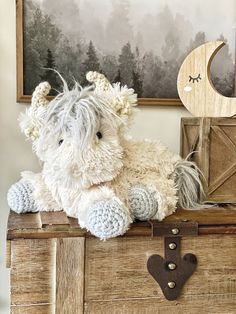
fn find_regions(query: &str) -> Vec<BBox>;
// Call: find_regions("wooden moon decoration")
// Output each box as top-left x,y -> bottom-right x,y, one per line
177,41 -> 236,117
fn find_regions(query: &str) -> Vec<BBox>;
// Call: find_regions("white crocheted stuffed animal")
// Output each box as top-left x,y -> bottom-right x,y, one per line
8,72 -> 203,240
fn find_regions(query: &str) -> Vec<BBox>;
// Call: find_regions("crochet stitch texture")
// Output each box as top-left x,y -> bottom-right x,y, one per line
86,199 -> 132,240
7,179 -> 37,214
129,186 -> 159,220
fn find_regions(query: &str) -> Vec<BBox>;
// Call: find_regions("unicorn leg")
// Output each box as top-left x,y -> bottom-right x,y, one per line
7,179 -> 37,214
128,186 -> 158,220
85,198 -> 132,240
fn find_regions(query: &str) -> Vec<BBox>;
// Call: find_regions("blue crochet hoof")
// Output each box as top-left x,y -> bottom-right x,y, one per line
7,179 -> 37,214
129,186 -> 158,220
86,199 -> 132,240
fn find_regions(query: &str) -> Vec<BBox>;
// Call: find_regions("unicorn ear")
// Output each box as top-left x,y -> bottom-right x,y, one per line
19,82 -> 51,141
86,71 -> 137,118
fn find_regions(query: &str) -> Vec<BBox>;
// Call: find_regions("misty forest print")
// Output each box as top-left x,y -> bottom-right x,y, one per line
24,0 -> 236,98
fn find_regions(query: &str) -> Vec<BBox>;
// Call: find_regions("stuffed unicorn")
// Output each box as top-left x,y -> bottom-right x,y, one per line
7,72 -> 203,240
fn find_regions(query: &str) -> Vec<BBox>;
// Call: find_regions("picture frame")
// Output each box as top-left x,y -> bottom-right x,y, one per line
16,0 -> 236,106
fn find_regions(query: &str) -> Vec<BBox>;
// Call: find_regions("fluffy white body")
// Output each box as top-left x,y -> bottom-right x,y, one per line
8,71 -> 202,240
22,138 -> 180,223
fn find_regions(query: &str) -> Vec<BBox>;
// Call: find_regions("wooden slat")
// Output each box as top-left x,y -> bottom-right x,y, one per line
68,217 -> 81,229
11,239 -> 56,305
181,123 -> 190,154
40,211 -> 70,227
211,118 -> 236,126
180,119 -> 200,160
85,296 -> 236,314
138,97 -> 182,106
164,207 -> 236,225
189,134 -> 199,157
6,208 -> 236,239
56,238 -> 85,314
7,229 -> 86,240
209,162 -> 236,194
8,211 -> 41,230
199,225 -> 236,235
199,118 -> 211,186
211,126 -> 236,157
11,304 -> 54,314
85,235 -> 236,302
6,240 -> 11,268
181,117 -> 200,126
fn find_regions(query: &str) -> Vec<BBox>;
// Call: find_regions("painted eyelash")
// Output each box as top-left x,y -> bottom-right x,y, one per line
189,74 -> 202,83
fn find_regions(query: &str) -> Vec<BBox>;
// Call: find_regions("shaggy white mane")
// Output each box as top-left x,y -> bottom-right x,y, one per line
41,81 -> 121,151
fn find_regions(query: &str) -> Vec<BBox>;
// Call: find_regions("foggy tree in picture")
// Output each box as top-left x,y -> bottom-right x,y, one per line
100,55 -> 118,83
24,1 -> 61,94
129,46 -> 142,97
81,41 -> 100,86
186,31 -> 206,53
160,30 -> 182,98
141,53 -> 166,98
118,42 -> 136,87
106,0 -> 134,53
211,35 -> 234,97
41,0 -> 85,85
132,70 -> 143,97
55,38 -> 84,87
40,49 -> 60,95
113,69 -> 121,83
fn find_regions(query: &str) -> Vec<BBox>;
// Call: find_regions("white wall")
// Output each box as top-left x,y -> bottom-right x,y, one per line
0,1 -> 191,313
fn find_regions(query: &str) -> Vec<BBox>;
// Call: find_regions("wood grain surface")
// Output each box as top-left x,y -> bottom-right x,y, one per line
85,235 -> 236,301
7,211 -> 42,230
6,240 -> 11,268
177,41 -> 236,117
40,211 -> 70,227
11,304 -> 54,314
11,239 -> 56,306
56,238 -> 85,314
84,296 -> 236,314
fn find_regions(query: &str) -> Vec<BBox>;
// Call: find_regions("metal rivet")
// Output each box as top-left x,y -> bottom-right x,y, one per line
171,228 -> 179,235
168,262 -> 177,270
168,281 -> 176,289
168,242 -> 177,250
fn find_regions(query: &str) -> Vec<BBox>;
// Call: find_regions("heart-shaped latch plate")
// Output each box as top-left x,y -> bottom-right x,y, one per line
147,228 -> 198,300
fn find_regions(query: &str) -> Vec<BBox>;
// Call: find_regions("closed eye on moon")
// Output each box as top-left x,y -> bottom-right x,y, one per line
189,74 -> 202,83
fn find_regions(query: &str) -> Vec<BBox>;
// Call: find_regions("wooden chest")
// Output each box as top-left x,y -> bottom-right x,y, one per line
180,117 -> 236,203
6,207 -> 236,314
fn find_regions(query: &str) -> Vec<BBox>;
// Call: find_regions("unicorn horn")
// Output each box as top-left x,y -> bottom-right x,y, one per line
86,71 -> 111,92
31,81 -> 51,107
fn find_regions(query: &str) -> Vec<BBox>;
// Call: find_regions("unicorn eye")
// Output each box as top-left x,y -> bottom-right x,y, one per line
189,74 -> 202,83
58,139 -> 64,146
96,132 -> 103,139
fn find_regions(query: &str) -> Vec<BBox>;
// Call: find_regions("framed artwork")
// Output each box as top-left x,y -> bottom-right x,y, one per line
17,0 -> 236,105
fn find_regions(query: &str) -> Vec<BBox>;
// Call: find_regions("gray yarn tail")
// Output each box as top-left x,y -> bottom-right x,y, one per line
174,159 -> 208,209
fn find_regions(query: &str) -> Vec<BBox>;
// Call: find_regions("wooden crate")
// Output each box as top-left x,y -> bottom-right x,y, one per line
6,208 -> 236,314
180,117 -> 236,203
